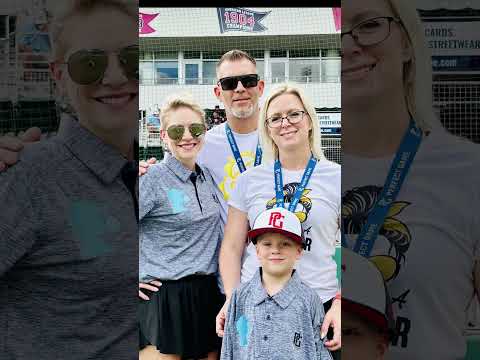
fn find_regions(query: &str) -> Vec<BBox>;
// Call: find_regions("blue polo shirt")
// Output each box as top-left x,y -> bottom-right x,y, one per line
221,268 -> 332,360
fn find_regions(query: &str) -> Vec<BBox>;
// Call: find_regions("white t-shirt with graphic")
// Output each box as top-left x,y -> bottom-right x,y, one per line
342,128 -> 480,360
198,122 -> 261,224
229,159 -> 341,303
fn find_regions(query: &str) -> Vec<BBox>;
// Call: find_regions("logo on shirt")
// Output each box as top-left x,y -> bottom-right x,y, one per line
167,188 -> 190,214
219,150 -> 256,201
236,315 -> 250,347
342,185 -> 412,348
70,200 -> 119,258
268,211 -> 284,228
293,332 -> 302,347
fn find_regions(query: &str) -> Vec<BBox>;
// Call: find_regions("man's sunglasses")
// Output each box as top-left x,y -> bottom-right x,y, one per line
166,123 -> 206,141
62,45 -> 139,85
217,74 -> 259,91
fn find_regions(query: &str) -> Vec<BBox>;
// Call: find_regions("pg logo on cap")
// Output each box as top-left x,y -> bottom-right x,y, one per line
268,211 -> 285,229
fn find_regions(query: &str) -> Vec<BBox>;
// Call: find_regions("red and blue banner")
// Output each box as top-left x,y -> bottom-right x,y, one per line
217,8 -> 270,34
139,12 -> 158,35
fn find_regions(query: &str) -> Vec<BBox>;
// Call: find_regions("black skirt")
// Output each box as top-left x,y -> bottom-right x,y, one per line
138,274 -> 224,358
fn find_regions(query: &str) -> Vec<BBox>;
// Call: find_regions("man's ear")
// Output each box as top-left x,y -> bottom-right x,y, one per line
214,84 -> 222,99
257,79 -> 265,97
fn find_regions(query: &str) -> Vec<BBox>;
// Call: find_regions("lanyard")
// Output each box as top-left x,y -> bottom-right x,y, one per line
274,155 -> 317,212
345,119 -> 423,256
225,123 -> 262,173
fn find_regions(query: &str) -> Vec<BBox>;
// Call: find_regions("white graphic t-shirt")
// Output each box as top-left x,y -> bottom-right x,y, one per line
229,159 -> 341,302
342,127 -> 480,360
198,122 -> 260,224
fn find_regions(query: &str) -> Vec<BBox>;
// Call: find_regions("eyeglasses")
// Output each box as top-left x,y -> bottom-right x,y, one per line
217,74 -> 259,91
166,123 -> 206,141
61,45 -> 139,85
266,110 -> 307,128
341,16 -> 400,47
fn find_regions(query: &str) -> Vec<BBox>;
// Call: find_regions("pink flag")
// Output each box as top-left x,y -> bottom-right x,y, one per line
139,12 -> 158,35
332,8 -> 341,31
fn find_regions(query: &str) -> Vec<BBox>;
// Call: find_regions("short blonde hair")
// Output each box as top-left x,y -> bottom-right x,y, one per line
387,0 -> 440,132
49,0 -> 137,61
160,93 -> 206,130
259,83 -> 325,162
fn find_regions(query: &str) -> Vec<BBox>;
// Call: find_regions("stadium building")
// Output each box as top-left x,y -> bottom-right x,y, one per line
138,7 -> 342,162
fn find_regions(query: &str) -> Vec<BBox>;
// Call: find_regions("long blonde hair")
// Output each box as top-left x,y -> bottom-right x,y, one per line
258,83 -> 325,162
387,0 -> 440,132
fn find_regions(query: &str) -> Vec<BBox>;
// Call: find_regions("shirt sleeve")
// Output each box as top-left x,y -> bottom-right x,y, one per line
228,170 -> 248,212
220,289 -> 238,360
0,167 -> 36,276
312,294 -> 333,360
139,166 -> 160,221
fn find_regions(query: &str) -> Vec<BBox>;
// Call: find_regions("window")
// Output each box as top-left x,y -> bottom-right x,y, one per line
289,59 -> 320,83
256,60 -> 265,79
140,62 -> 154,84
322,49 -> 340,83
289,49 -> 319,58
270,49 -> 287,58
202,61 -> 217,85
184,51 -> 201,59
155,61 -> 178,84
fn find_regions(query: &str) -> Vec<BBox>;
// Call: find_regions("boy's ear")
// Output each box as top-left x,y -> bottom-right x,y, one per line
296,243 -> 303,258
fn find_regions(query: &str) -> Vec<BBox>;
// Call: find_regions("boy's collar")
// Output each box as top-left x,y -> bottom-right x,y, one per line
252,268 -> 302,309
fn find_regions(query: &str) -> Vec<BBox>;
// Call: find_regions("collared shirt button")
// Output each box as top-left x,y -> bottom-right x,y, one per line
263,335 -> 268,341
266,315 -> 271,320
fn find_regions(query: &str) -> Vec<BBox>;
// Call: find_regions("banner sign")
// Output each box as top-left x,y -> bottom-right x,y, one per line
421,15 -> 480,73
317,112 -> 341,135
139,12 -> 158,35
332,8 -> 341,31
217,8 -> 270,34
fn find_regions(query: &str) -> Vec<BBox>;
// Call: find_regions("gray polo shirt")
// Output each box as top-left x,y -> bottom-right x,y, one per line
221,269 -> 333,360
0,115 -> 138,359
139,153 -> 222,282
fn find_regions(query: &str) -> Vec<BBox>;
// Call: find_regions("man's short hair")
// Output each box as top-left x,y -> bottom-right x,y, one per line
216,49 -> 256,73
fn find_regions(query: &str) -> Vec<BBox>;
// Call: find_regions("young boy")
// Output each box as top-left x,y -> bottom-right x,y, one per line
220,207 -> 333,360
341,248 -> 396,360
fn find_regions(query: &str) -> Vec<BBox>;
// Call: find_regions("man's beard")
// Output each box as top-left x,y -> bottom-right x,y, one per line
231,103 -> 256,119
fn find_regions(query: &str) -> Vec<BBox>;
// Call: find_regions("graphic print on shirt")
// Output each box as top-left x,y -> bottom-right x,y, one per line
70,200 -> 119,258
265,182 -> 313,252
342,185 -> 412,348
219,150 -> 256,201
167,188 -> 190,214
236,315 -> 250,347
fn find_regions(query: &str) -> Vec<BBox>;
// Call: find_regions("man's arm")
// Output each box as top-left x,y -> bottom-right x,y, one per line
0,128 -> 42,171
216,205 -> 249,337
219,205 -> 249,299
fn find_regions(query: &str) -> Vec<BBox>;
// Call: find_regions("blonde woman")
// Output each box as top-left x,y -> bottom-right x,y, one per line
0,1 -> 139,359
342,0 -> 480,359
139,94 -> 223,360
219,83 -> 341,358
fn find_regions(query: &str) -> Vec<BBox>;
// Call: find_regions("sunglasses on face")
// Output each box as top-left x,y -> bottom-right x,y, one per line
166,123 -> 206,141
217,74 -> 259,91
63,45 -> 139,85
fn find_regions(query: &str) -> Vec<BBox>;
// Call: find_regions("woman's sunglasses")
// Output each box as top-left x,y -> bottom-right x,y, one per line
62,45 -> 139,85
217,74 -> 259,91
166,123 -> 206,141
